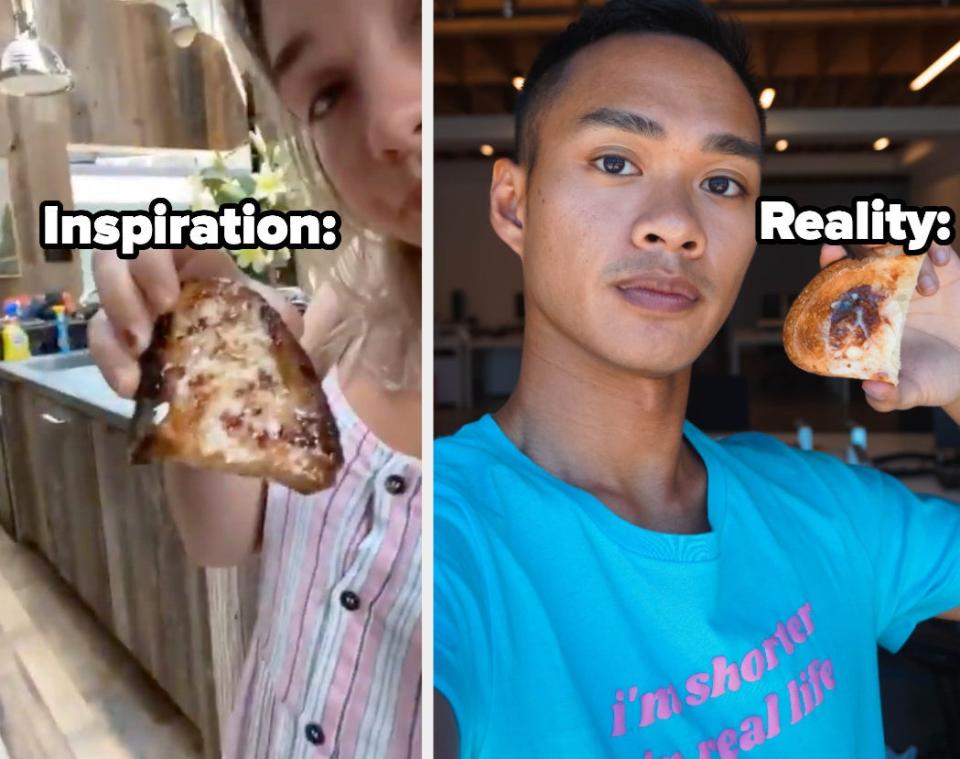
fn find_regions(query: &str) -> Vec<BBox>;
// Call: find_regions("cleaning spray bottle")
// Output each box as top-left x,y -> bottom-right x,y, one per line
52,304 -> 70,353
2,302 -> 31,361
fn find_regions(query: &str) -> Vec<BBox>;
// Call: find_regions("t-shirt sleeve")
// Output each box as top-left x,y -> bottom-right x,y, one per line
847,465 -> 960,652
434,480 -> 494,757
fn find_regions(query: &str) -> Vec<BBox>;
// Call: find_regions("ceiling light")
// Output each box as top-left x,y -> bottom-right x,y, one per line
0,8 -> 74,97
512,76 -> 525,91
775,139 -> 789,152
873,137 -> 891,151
170,1 -> 199,48
759,87 -> 776,110
910,38 -> 960,91
479,144 -> 495,157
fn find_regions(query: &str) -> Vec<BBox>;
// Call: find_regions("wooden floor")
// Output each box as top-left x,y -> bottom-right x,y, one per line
0,529 -> 202,759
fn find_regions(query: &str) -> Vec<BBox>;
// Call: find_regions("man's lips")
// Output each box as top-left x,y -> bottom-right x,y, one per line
614,274 -> 702,313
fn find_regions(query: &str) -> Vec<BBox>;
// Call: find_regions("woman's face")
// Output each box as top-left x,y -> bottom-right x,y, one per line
260,0 -> 422,246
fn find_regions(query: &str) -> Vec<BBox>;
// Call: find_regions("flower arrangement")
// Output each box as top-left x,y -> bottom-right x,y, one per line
189,129 -> 303,284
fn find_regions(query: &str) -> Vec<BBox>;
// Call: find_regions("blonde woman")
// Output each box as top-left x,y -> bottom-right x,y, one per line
89,1 -> 422,757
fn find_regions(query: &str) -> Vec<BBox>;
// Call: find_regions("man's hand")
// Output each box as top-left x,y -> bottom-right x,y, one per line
819,243 -> 960,422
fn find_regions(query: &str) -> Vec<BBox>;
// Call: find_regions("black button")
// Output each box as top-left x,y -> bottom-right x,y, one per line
340,590 -> 361,611
304,722 -> 324,745
385,474 -> 406,495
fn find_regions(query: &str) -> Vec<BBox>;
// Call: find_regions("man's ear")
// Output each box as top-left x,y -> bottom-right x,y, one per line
490,158 -> 527,257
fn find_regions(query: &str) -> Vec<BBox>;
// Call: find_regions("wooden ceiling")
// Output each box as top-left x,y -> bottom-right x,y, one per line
435,1 -> 960,114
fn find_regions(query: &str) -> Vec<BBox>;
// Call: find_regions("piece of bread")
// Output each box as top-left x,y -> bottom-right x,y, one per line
783,254 -> 925,384
130,278 -> 343,494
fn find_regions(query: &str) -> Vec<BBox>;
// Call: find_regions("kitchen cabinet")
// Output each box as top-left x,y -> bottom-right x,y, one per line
0,373 -> 259,759
0,394 -> 14,537
0,382 -> 38,546
20,393 -> 113,627
91,421 -> 221,755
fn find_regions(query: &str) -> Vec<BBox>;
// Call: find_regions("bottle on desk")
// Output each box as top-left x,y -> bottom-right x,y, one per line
846,425 -> 869,466
795,421 -> 814,452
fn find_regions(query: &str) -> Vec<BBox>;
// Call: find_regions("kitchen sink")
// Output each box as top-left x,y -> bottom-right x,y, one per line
22,350 -> 96,372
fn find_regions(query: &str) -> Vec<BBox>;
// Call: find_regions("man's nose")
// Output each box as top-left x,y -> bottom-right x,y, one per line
630,191 -> 706,258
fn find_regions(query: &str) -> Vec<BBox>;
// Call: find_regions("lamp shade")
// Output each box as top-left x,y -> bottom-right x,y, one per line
0,31 -> 73,97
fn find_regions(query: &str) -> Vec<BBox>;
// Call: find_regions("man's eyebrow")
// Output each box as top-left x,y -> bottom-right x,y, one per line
270,32 -> 311,82
703,133 -> 763,162
578,107 -> 763,163
578,108 -> 665,139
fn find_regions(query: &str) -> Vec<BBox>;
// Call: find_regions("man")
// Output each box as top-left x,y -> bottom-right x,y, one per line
434,1 -> 960,757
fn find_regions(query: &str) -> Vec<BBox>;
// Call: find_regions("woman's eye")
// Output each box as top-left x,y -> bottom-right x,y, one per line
702,176 -> 744,197
592,155 -> 639,176
308,85 -> 344,123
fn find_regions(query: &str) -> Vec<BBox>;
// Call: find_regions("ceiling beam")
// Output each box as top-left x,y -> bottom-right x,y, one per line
435,107 -> 960,149
435,7 -> 960,36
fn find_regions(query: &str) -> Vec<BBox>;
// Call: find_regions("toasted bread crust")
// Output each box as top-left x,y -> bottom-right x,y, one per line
130,279 -> 343,494
783,254 -> 924,383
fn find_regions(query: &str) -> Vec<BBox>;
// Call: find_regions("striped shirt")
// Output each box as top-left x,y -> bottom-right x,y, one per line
223,369 -> 422,759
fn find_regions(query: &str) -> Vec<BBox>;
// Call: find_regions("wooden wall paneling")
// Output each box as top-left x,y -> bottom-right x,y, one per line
201,33 -> 250,150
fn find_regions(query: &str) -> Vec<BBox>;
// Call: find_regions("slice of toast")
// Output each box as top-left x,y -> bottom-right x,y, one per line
783,254 -> 925,384
130,278 -> 343,494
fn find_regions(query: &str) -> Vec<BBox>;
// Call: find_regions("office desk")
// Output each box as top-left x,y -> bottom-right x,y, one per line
758,431 -> 956,501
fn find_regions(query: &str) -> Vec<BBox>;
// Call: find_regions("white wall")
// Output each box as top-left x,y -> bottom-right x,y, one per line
908,137 -> 960,212
435,159 -> 522,325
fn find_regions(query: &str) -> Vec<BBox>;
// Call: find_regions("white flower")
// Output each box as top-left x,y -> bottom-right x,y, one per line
234,248 -> 269,273
254,166 -> 285,205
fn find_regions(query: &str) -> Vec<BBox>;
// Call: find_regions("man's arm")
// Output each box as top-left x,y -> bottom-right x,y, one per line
936,398 -> 960,620
435,691 -> 460,759
946,397 -> 960,427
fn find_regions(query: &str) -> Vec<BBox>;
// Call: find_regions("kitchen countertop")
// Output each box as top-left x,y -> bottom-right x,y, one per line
0,356 -> 134,428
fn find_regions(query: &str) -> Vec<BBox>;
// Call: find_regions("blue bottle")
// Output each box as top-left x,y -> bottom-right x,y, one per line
53,305 -> 70,353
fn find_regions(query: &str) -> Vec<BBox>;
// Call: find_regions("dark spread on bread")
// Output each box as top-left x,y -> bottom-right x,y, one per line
828,285 -> 886,348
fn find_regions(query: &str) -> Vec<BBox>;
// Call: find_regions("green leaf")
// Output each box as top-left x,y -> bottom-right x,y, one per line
237,175 -> 257,196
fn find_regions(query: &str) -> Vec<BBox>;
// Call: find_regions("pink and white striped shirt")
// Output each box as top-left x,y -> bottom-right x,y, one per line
223,369 -> 422,759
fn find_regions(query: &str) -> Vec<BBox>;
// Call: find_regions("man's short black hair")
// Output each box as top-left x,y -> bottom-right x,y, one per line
515,0 -> 766,169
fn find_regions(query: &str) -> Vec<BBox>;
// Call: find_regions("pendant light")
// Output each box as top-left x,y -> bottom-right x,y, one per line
0,1 -> 74,97
169,1 -> 199,48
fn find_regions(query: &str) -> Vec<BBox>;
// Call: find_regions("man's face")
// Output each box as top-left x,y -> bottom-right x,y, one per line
518,34 -> 761,376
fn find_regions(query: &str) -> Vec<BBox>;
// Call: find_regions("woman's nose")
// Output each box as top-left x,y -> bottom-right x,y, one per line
365,50 -> 421,164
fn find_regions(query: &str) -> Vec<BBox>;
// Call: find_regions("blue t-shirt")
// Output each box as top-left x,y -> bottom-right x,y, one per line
434,415 -> 960,759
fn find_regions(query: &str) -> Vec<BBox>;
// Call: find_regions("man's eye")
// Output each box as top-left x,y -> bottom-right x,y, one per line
702,176 -> 744,197
308,85 -> 344,122
592,155 -> 639,176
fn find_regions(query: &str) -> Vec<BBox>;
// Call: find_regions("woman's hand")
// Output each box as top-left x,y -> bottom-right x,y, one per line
88,248 -> 243,397
819,243 -> 960,416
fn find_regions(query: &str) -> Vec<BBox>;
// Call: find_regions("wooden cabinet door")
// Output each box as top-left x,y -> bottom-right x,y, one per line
0,381 -> 39,546
91,420 -> 220,757
0,387 -> 15,537
21,392 -> 113,627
